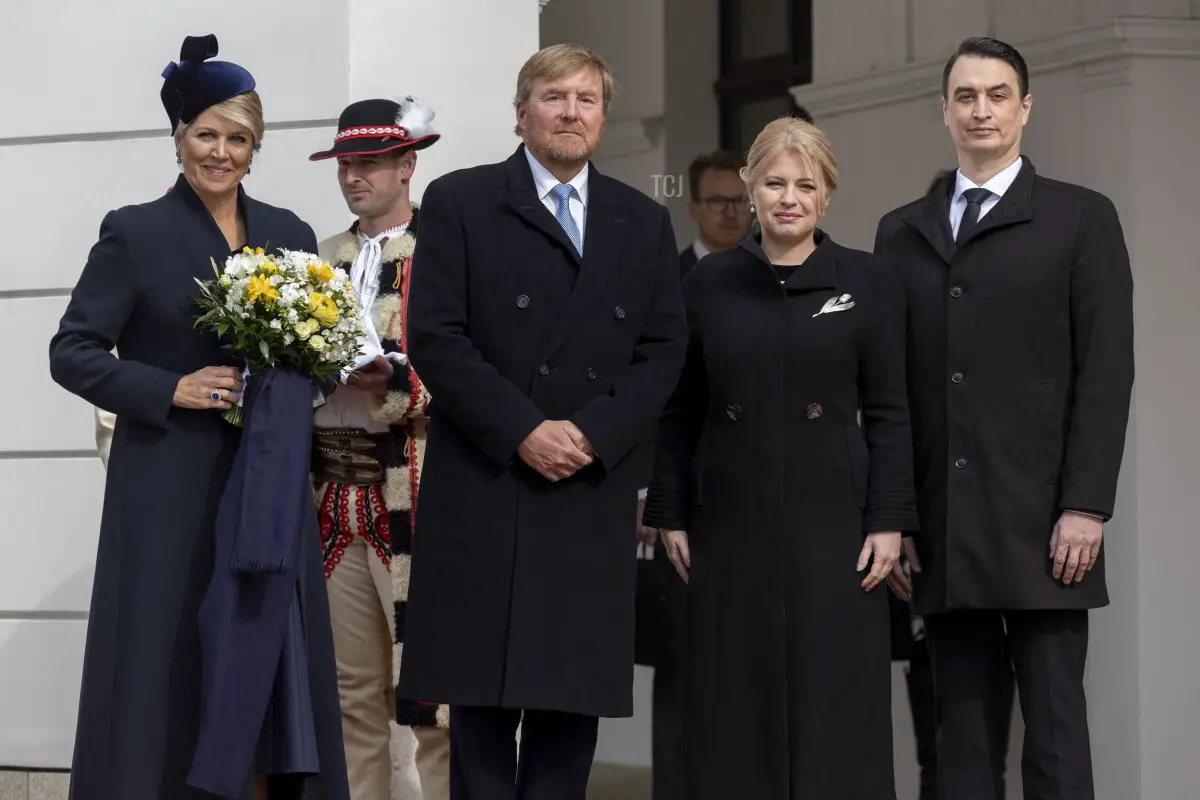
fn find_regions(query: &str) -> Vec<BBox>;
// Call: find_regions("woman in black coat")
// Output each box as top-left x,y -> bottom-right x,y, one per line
643,117 -> 919,799
48,36 -> 346,800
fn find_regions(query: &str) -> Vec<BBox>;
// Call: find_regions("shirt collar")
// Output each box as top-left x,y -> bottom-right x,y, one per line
692,238 -> 712,261
524,146 -> 589,207
954,156 -> 1023,204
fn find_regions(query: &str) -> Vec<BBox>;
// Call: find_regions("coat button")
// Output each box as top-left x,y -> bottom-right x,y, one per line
951,371 -> 964,384
516,294 -> 530,308
955,457 -> 968,469
725,404 -> 743,421
805,403 -> 822,420
538,363 -> 550,376
950,286 -> 963,298
614,305 -> 626,319
586,367 -> 598,381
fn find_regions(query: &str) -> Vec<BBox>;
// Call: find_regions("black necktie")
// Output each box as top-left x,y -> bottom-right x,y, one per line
956,187 -> 992,244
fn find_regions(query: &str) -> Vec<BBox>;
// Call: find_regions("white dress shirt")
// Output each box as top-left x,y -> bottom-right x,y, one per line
524,146 -> 589,240
948,157 -> 1023,239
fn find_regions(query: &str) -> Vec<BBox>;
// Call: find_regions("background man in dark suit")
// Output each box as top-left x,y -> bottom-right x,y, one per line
875,37 -> 1134,800
397,43 -> 688,800
676,150 -> 752,280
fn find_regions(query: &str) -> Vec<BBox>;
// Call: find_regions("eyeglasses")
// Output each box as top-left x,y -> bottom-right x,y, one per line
697,195 -> 750,213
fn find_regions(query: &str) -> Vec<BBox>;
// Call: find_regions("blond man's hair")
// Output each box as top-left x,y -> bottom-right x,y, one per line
513,43 -> 616,135
740,116 -> 838,209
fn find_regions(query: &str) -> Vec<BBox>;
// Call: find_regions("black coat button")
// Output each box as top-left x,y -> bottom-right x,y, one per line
805,403 -> 822,420
538,363 -> 550,376
955,457 -> 968,469
950,286 -> 963,298
586,367 -> 598,381
725,404 -> 743,421
614,305 -> 626,319
951,371 -> 964,384
516,294 -> 530,308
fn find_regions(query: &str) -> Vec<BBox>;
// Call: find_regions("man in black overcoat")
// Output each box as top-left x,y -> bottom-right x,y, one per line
396,43 -> 688,799
874,37 -> 1134,800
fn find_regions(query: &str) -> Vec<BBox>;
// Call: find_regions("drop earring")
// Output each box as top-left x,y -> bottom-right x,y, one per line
176,152 -> 182,166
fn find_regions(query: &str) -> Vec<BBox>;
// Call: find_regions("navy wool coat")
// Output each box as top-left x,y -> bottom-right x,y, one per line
49,175 -> 348,800
396,146 -> 688,718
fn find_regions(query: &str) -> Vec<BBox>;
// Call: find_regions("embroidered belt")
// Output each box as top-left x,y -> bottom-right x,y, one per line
312,427 -> 392,486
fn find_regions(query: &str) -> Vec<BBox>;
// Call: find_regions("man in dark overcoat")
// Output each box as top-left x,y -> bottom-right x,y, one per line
396,43 -> 688,799
874,37 -> 1134,800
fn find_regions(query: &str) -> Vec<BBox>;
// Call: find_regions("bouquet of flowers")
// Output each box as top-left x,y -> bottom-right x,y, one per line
193,246 -> 366,425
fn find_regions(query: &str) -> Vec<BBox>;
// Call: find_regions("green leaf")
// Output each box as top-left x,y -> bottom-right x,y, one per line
259,339 -> 271,362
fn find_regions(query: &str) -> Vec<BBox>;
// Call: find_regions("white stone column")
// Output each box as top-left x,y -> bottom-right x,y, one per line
793,5 -> 1200,797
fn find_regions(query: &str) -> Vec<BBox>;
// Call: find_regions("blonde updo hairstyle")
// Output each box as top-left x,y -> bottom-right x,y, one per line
175,90 -> 266,153
740,116 -> 838,218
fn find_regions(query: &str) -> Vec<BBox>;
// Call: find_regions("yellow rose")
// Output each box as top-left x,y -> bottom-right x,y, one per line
260,262 -> 279,274
308,292 -> 340,327
294,321 -> 313,340
308,262 -> 335,283
308,335 -> 326,351
255,247 -> 265,255
246,275 -> 279,304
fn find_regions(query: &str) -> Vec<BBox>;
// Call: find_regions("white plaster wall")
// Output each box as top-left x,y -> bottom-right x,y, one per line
0,0 -> 538,770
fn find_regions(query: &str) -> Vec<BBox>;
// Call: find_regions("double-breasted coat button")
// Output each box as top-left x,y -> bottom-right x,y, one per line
950,285 -> 964,298
516,294 -> 530,308
725,404 -> 743,421
805,403 -> 822,420
538,363 -> 550,376
586,367 -> 598,381
951,371 -> 964,384
614,305 -> 626,319
955,457 -> 969,469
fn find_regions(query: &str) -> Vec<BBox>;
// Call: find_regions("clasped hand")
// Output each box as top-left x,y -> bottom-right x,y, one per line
518,420 -> 594,481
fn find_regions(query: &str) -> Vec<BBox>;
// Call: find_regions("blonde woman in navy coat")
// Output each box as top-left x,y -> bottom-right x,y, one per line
49,36 -> 347,800
644,117 -> 919,799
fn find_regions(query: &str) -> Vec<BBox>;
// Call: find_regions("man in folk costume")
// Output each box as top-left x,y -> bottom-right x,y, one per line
308,96 -> 451,800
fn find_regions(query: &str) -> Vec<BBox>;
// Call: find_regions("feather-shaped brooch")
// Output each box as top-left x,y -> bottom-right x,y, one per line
812,293 -> 855,317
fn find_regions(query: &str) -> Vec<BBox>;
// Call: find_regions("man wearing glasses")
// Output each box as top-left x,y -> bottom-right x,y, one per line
678,150 -> 752,279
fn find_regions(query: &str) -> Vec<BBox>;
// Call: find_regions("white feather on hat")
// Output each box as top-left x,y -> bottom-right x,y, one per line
395,95 -> 437,140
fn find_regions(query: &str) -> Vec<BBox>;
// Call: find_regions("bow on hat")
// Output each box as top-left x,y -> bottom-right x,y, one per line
160,34 -> 256,133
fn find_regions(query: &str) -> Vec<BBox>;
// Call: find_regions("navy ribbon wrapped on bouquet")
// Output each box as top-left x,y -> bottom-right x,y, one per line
189,368 -> 321,797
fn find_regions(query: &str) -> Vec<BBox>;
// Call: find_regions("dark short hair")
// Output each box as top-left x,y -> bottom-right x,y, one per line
688,149 -> 746,201
942,37 -> 1030,98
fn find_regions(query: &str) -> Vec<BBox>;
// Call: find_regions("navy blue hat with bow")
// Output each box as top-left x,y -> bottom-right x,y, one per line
160,34 -> 256,133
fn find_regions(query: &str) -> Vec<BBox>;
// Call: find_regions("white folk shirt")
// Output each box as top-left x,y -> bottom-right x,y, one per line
313,221 -> 410,433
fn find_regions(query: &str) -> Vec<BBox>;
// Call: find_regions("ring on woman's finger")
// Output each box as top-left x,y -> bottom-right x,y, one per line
210,390 -> 222,401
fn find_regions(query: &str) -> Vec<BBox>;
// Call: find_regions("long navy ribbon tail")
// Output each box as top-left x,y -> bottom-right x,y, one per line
227,367 -> 314,574
188,367 -> 316,796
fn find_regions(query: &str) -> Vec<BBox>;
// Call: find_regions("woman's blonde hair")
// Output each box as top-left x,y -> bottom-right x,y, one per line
740,116 -> 838,203
176,90 -> 265,151
513,43 -> 616,135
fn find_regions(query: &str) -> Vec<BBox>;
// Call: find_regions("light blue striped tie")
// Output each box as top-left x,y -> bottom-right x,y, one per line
550,183 -> 583,255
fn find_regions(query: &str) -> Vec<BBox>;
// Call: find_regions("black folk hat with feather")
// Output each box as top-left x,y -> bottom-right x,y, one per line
309,96 -> 440,161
